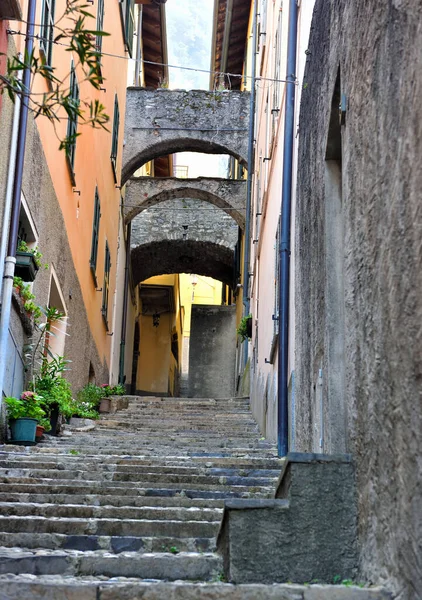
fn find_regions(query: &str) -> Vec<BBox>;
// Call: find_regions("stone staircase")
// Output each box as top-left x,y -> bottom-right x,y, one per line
0,396 -> 392,599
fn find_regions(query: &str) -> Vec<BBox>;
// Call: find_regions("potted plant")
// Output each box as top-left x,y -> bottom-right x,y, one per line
237,314 -> 253,341
98,383 -> 126,413
15,241 -> 47,282
5,391 -> 47,445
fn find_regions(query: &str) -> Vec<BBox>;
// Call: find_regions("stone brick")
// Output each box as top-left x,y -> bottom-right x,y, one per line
124,177 -> 246,228
123,89 -> 250,182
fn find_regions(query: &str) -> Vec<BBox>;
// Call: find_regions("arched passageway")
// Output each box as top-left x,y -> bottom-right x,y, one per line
124,177 -> 246,228
122,89 -> 250,183
131,240 -> 235,288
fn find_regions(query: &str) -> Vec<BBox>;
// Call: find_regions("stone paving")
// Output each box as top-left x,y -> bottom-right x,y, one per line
0,396 -> 393,598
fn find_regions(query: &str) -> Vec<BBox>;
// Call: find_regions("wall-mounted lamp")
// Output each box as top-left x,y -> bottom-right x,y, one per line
153,312 -> 160,328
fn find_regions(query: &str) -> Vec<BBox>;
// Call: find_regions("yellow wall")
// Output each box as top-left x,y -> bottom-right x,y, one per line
136,274 -> 184,396
179,274 -> 222,337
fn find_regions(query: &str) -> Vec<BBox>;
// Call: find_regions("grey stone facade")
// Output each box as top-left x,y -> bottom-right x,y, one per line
295,1 -> 422,598
124,176 -> 246,228
123,89 -> 250,182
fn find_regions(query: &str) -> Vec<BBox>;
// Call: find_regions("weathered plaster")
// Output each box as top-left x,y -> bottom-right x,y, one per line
295,1 -> 422,597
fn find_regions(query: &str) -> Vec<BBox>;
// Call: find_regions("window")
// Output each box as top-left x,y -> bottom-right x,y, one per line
66,61 -> 79,180
110,94 -> 120,180
90,188 -> 101,276
40,0 -> 55,66
120,0 -> 135,57
96,0 -> 105,52
101,241 -> 111,329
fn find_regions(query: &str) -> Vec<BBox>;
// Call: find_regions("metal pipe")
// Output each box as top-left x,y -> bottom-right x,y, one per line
0,56 -> 22,296
134,5 -> 142,86
242,0 -> 258,367
118,223 -> 132,385
277,0 -> 298,457
0,0 -> 37,404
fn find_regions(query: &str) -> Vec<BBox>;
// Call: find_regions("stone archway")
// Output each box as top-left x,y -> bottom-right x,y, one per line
123,88 -> 250,183
124,176 -> 247,228
131,240 -> 235,287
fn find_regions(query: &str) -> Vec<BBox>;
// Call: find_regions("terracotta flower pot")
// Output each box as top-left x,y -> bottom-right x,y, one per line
35,425 -> 45,442
99,398 -> 111,413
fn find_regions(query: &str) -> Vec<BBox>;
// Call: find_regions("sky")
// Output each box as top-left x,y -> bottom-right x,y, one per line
166,0 -> 228,178
166,0 -> 214,91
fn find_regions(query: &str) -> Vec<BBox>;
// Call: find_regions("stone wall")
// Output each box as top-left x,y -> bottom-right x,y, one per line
189,305 -> 236,398
123,89 -> 250,182
295,1 -> 422,597
124,177 -> 246,228
131,199 -> 239,248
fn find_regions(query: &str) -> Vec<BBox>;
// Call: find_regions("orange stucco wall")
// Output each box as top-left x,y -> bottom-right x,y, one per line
12,0 -> 128,371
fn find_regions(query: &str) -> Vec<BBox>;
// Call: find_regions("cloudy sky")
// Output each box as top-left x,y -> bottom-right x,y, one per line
166,0 -> 215,90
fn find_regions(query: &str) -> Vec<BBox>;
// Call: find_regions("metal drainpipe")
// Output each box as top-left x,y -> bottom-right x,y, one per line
118,223 -> 131,386
242,0 -> 258,367
134,5 -> 142,86
0,0 -> 37,403
277,0 -> 298,457
0,55 -> 22,297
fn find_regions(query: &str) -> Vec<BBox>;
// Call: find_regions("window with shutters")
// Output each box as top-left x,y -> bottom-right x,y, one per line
40,0 -> 55,66
101,241 -> 111,329
110,94 -> 120,181
66,61 -> 79,183
90,188 -> 101,280
120,0 -> 135,57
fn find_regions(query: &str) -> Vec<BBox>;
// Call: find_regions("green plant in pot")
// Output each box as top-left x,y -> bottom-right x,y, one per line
15,241 -> 48,282
5,392 -> 47,445
237,314 -> 253,341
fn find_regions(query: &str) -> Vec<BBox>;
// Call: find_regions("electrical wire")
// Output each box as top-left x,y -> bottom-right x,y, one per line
6,28 -> 298,86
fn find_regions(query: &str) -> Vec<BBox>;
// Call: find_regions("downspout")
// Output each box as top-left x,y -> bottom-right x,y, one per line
134,5 -> 142,86
118,223 -> 131,386
0,54 -> 22,296
0,0 -> 37,402
242,0 -> 258,367
277,0 -> 298,457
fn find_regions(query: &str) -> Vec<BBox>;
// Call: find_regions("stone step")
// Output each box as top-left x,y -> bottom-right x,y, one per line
0,548 -> 223,581
0,492 -> 225,509
28,446 -> 278,457
0,451 -> 284,469
0,482 -> 271,500
0,532 -> 215,553
0,575 -> 393,599
0,501 -> 223,522
0,468 -> 277,488
0,460 -> 281,478
0,515 -> 219,538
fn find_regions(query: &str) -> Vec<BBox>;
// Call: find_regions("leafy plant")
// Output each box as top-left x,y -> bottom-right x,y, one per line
4,392 -> 47,421
99,383 -> 126,397
12,277 -> 42,322
17,241 -> 48,269
237,314 -> 252,341
1,0 -> 110,151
